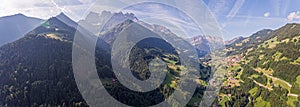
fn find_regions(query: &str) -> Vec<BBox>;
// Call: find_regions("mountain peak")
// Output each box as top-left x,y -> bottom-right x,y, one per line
31,16 -> 75,35
1,13 -> 26,19
225,36 -> 244,45
101,10 -> 112,16
280,23 -> 300,30
256,29 -> 273,34
249,29 -> 273,39
13,13 -> 25,17
54,12 -> 77,28
47,16 -> 61,22
285,23 -> 300,26
40,17 -> 69,29
100,11 -> 138,31
56,12 -> 68,17
123,19 -> 134,24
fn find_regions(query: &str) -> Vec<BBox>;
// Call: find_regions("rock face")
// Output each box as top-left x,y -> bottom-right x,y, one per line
78,11 -> 138,34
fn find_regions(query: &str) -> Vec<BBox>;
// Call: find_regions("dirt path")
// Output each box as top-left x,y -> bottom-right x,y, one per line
254,68 -> 292,88
288,93 -> 299,97
250,78 -> 273,91
263,73 -> 292,88
253,68 -> 298,97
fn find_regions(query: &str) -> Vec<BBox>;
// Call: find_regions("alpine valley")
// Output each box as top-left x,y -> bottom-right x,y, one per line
0,12 -> 299,107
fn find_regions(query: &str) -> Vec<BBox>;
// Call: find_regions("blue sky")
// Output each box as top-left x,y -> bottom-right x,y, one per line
122,2 -> 205,38
204,0 -> 300,40
1,0 -> 300,40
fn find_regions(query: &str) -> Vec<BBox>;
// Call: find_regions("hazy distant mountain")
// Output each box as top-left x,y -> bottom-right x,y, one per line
0,14 -> 44,46
99,11 -> 138,31
187,35 -> 224,57
78,11 -> 138,34
78,10 -> 219,59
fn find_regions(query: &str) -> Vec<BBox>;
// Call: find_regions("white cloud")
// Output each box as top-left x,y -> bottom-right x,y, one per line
206,0 -> 237,17
227,0 -> 244,18
264,12 -> 270,17
122,3 -> 204,37
287,11 -> 300,22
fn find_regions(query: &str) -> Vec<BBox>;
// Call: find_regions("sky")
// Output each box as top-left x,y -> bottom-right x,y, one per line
1,0 -> 300,40
122,2 -> 205,38
203,0 -> 300,40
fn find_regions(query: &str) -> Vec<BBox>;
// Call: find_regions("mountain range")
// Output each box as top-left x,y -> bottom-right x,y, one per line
0,12 -> 199,106
0,12 -> 299,107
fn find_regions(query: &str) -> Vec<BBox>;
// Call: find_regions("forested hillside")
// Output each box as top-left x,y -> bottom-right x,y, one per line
218,23 -> 300,107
